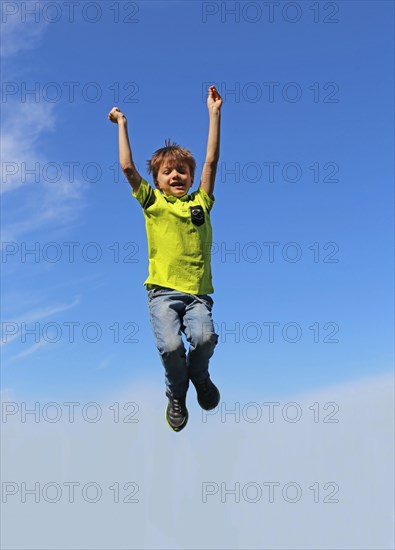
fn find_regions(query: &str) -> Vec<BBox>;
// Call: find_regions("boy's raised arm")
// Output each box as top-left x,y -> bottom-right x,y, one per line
108,107 -> 142,194
200,86 -> 223,199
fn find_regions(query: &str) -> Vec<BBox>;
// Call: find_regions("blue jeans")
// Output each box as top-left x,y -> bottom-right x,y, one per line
147,286 -> 219,398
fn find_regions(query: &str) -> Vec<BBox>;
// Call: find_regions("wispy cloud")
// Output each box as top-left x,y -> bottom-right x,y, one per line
8,339 -> 49,362
94,357 -> 113,371
1,6 -> 87,240
1,297 -> 80,346
0,1 -> 48,58
1,100 -> 88,240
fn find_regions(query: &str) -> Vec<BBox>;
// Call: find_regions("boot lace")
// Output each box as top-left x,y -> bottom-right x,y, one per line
171,397 -> 185,413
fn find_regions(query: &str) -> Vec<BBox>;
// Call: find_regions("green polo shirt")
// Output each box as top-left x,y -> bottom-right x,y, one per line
132,178 -> 215,295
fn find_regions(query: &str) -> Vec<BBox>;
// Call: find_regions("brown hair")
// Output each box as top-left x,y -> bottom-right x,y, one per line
146,139 -> 196,184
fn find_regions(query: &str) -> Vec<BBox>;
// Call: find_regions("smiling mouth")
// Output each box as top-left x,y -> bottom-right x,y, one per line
170,183 -> 185,187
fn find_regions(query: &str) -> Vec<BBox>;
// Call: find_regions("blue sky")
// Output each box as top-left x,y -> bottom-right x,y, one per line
1,2 -> 394,549
2,0 -> 393,401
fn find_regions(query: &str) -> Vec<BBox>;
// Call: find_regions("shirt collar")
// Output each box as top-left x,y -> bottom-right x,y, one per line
162,193 -> 190,203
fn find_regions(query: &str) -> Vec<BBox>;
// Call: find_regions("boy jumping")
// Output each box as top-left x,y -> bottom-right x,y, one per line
108,85 -> 222,432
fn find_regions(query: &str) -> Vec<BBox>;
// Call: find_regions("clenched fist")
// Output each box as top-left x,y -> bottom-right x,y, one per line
207,86 -> 222,114
108,106 -> 126,124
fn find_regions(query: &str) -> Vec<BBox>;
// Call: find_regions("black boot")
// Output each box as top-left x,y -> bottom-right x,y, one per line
192,376 -> 220,410
166,393 -> 189,432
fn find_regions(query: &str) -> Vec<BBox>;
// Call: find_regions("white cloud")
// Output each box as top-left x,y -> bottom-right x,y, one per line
1,100 -> 88,240
1,102 -> 57,193
1,297 -> 80,346
0,1 -> 48,58
8,339 -> 49,361
1,9 -> 87,240
93,357 -> 113,371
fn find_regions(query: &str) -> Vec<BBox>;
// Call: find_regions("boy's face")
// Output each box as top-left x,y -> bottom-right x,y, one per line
155,160 -> 193,198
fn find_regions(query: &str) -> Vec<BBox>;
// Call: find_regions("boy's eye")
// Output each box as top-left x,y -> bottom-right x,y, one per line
163,167 -> 185,174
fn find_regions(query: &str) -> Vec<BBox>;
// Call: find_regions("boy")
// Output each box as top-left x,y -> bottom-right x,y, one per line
108,85 -> 222,432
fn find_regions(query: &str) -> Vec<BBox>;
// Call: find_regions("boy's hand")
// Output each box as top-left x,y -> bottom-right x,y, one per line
207,86 -> 222,114
108,106 -> 126,124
